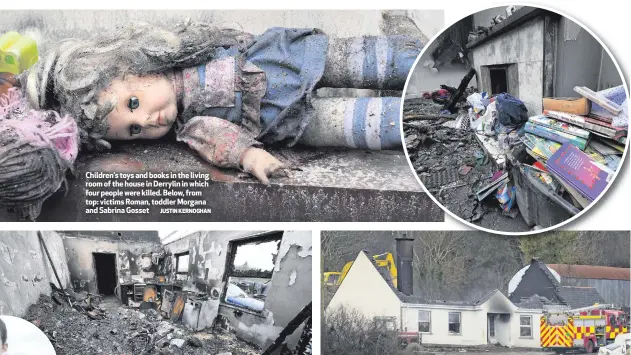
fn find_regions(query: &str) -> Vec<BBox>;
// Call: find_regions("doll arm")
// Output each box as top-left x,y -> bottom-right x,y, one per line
177,116 -> 285,184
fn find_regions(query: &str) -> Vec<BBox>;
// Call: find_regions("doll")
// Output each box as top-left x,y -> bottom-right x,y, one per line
25,20 -> 422,184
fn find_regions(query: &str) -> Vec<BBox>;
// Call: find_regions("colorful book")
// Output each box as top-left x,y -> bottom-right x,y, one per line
524,122 -> 588,150
544,110 -> 620,139
529,114 -> 590,139
546,143 -> 612,202
523,133 -> 562,160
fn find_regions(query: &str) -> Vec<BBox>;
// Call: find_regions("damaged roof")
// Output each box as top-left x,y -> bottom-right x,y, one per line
364,251 -> 501,307
547,264 -> 631,281
513,295 -> 556,310
532,258 -> 561,287
516,259 -> 606,309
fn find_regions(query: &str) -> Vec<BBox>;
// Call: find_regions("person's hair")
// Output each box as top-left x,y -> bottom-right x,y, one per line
26,20 -> 252,150
0,317 -> 6,346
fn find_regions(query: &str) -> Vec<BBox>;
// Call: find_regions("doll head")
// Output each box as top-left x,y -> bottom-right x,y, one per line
26,20 -> 252,150
98,73 -> 177,140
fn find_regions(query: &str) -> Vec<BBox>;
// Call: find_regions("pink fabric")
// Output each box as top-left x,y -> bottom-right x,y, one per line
0,87 -> 79,164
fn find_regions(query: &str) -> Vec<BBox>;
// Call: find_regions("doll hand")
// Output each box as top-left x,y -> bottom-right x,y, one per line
239,147 -> 286,185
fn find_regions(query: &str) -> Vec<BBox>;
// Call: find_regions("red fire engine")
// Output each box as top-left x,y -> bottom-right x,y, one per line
541,304 -> 629,353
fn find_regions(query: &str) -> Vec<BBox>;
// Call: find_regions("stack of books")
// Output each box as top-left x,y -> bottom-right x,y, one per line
519,91 -> 626,209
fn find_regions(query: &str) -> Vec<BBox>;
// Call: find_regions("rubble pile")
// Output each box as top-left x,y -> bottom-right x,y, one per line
405,74 -> 627,231
404,97 -> 497,223
25,288 -> 260,355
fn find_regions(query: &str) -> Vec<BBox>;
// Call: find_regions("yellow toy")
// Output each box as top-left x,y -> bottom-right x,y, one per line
0,32 -> 38,75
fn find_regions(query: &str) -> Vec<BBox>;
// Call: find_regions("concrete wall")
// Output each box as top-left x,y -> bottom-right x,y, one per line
400,306 -> 487,345
0,231 -> 70,317
327,252 -> 402,324
164,230 -> 312,350
471,18 -> 545,115
554,17 -> 623,96
0,10 -> 442,54
60,233 -> 162,293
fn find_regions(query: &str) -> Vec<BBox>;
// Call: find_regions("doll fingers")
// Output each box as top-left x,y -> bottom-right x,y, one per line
266,161 -> 286,175
252,168 -> 270,186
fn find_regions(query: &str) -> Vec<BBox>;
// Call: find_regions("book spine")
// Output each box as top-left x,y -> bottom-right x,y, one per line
545,110 -> 617,138
529,116 -> 590,139
525,122 -> 587,150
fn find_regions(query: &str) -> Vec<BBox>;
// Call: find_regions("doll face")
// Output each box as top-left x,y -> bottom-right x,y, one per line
99,73 -> 178,140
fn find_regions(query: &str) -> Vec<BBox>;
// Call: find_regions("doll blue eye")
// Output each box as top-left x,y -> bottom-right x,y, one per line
130,124 -> 142,135
128,97 -> 140,110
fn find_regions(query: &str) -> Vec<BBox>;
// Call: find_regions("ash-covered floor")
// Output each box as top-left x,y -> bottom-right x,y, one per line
25,291 -> 260,355
403,97 -> 529,232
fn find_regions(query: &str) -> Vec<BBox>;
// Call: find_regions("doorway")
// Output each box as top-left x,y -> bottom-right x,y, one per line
93,253 -> 117,295
490,68 -> 508,95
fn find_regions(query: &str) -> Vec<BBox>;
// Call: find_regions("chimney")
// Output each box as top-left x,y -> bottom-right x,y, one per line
395,234 -> 414,296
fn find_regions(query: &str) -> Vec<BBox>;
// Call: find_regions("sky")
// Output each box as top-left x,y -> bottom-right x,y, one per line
234,241 -> 278,271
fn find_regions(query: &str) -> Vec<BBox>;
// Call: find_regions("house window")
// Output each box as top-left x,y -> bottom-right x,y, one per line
224,232 -> 283,312
448,312 -> 461,334
489,316 -> 495,337
418,310 -> 431,333
520,316 -> 532,338
175,252 -> 189,273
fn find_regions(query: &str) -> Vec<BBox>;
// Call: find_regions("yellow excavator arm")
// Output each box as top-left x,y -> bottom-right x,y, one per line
323,252 -> 398,287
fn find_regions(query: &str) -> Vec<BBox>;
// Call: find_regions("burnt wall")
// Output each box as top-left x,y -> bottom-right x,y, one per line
0,231 -> 71,316
60,233 -> 162,294
58,231 -> 160,244
164,230 -> 312,350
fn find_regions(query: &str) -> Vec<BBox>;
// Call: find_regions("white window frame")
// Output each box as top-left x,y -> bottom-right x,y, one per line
489,315 -> 495,338
520,315 -> 532,338
417,310 -> 431,333
448,312 -> 462,335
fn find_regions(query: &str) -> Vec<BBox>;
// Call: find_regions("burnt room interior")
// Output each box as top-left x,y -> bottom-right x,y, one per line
0,230 -> 312,354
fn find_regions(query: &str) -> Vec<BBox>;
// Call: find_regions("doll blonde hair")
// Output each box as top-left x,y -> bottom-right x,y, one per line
26,19 -> 251,150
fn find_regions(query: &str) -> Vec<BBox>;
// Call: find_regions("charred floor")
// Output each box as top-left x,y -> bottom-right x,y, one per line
404,96 -> 530,231
25,289 -> 260,355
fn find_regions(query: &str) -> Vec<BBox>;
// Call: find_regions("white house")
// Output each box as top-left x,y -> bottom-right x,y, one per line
326,248 -> 546,348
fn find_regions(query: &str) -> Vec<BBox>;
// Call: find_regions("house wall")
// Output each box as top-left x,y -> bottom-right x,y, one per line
327,252 -> 402,323
562,277 -> 630,308
400,306 -> 487,345
164,230 -> 312,350
0,231 -> 70,317
60,232 -> 162,293
554,17 -> 609,97
511,310 -> 543,348
471,18 -> 545,115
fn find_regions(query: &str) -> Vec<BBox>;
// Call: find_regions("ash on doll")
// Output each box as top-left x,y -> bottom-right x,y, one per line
26,20 -> 422,184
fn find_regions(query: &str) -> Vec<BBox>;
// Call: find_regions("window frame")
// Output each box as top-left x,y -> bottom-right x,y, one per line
417,310 -> 431,333
489,316 -> 495,338
519,315 -> 533,338
448,312 -> 462,335
175,252 -> 190,274
221,231 -> 284,315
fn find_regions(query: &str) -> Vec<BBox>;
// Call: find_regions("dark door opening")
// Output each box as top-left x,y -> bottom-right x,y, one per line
93,253 -> 117,295
490,68 -> 508,94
